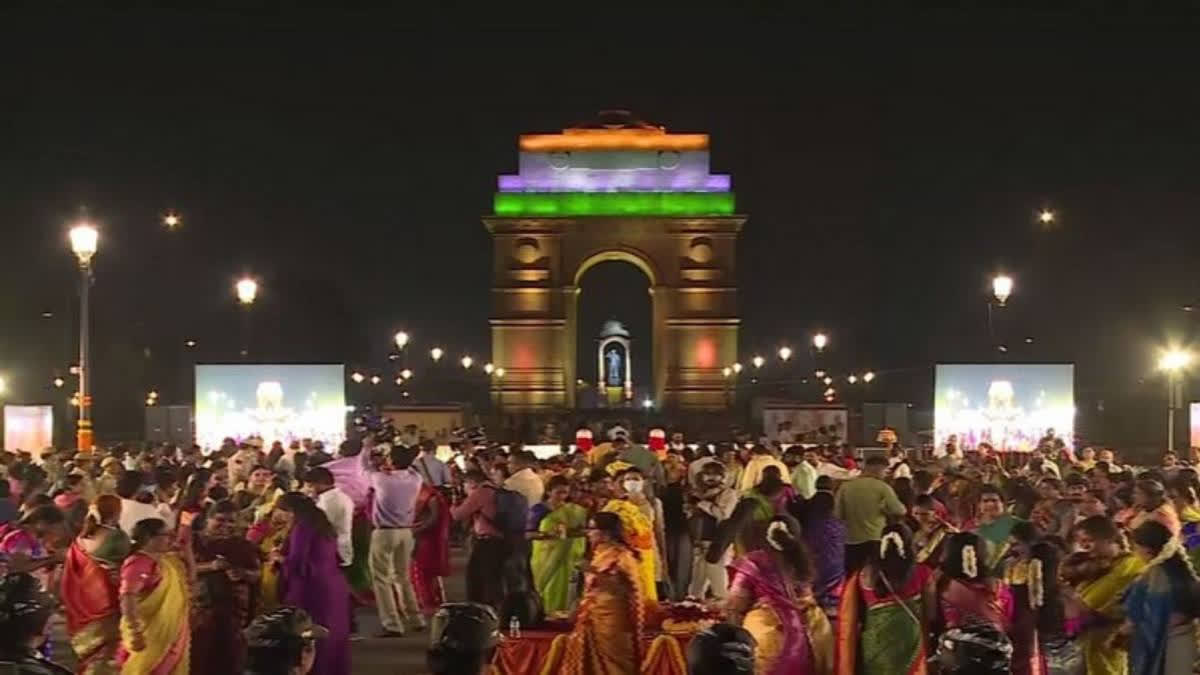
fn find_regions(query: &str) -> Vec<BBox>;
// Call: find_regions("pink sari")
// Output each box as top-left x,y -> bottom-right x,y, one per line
939,578 -> 1013,632
728,550 -> 834,675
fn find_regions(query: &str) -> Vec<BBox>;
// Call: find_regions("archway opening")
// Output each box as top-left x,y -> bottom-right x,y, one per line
575,260 -> 652,408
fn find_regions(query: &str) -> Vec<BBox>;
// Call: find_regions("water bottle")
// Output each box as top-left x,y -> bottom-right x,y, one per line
508,616 -> 521,638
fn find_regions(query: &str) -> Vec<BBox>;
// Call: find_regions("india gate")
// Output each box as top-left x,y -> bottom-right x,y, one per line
484,112 -> 744,411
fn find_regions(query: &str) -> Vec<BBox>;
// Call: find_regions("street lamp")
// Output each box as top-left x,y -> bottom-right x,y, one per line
847,374 -> 858,384
778,346 -> 793,361
400,368 -> 413,380
461,356 -> 473,369
394,331 -> 409,350
369,375 -> 381,385
52,377 -> 65,388
484,363 -> 495,375
69,222 -> 99,451
350,372 -> 365,383
163,212 -> 181,230
863,371 -> 875,383
812,333 -> 828,351
1158,348 -> 1193,453
495,368 -> 506,378
235,277 -> 258,359
732,363 -> 743,374
722,367 -> 732,378
992,275 -> 1013,306
430,347 -> 444,362
236,278 -> 258,305
1037,209 -> 1055,225
0,377 -> 6,395
752,356 -> 765,369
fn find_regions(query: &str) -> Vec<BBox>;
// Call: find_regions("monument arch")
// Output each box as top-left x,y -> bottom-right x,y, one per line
485,112 -> 744,411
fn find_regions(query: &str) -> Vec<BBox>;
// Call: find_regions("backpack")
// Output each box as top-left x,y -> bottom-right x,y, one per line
488,486 -> 529,536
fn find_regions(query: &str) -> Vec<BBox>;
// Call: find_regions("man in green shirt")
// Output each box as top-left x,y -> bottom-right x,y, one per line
833,455 -> 907,573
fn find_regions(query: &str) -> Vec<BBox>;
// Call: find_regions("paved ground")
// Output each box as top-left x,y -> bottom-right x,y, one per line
51,550 -> 470,674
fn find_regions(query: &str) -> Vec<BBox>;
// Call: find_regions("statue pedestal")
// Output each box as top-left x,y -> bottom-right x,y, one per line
605,386 -> 624,407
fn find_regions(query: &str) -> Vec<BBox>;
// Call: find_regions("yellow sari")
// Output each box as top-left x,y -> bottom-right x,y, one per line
558,543 -> 645,675
257,524 -> 289,612
119,553 -> 189,675
600,499 -> 658,605
1077,553 -> 1145,675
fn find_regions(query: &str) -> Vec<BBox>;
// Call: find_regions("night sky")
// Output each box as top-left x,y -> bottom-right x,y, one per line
3,11 -> 1199,443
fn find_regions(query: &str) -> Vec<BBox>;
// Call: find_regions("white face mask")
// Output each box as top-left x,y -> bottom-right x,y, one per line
623,479 -> 644,495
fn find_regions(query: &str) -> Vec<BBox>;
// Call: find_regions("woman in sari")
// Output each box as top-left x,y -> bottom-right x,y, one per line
971,485 -> 1020,572
727,515 -> 834,675
561,511 -> 645,675
1168,474 -> 1200,568
1061,515 -> 1145,675
1003,521 -> 1061,675
117,515 -> 195,675
836,523 -> 933,675
62,495 -> 129,674
189,500 -> 261,675
800,490 -> 845,617
599,486 -> 658,607
935,532 -> 1012,633
911,494 -> 954,570
247,504 -> 293,613
276,492 -> 350,675
1127,479 -> 1180,536
410,481 -> 451,614
1120,520 -> 1200,674
530,476 -> 588,615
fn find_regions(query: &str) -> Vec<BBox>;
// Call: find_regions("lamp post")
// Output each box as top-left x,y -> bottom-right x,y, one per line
69,223 -> 98,451
1158,349 -> 1193,453
236,277 -> 257,358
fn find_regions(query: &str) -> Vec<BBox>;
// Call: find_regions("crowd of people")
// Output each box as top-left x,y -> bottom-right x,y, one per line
0,426 -> 1194,674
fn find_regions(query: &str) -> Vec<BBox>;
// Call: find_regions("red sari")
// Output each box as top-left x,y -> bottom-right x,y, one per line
62,535 -> 124,674
409,485 -> 451,613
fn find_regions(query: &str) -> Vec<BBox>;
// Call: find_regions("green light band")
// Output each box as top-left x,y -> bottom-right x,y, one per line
493,192 -> 735,216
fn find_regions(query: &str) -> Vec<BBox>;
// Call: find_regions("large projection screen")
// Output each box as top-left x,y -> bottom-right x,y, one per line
4,406 -> 53,453
1191,402 -> 1200,450
935,364 -> 1074,453
195,364 -> 346,450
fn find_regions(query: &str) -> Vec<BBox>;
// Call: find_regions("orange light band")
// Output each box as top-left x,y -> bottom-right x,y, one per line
520,129 -> 709,152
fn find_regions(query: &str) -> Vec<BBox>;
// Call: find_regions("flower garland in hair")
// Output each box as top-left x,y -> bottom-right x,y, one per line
880,532 -> 907,559
1029,558 -> 1044,609
767,520 -> 790,552
961,544 -> 979,579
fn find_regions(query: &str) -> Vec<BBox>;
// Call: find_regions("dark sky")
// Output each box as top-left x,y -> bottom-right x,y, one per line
3,10 -> 1200,441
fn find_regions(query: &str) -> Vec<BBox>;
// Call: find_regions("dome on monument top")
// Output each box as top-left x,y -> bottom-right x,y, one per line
598,320 -> 630,339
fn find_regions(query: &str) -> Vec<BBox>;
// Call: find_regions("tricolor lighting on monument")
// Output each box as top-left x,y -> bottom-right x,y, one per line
494,113 -> 735,217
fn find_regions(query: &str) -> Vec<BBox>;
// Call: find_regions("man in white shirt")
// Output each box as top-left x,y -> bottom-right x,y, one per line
116,470 -> 175,536
305,466 -> 354,567
504,450 -> 544,506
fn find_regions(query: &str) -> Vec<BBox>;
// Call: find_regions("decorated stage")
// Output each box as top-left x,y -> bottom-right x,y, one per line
491,602 -> 718,675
